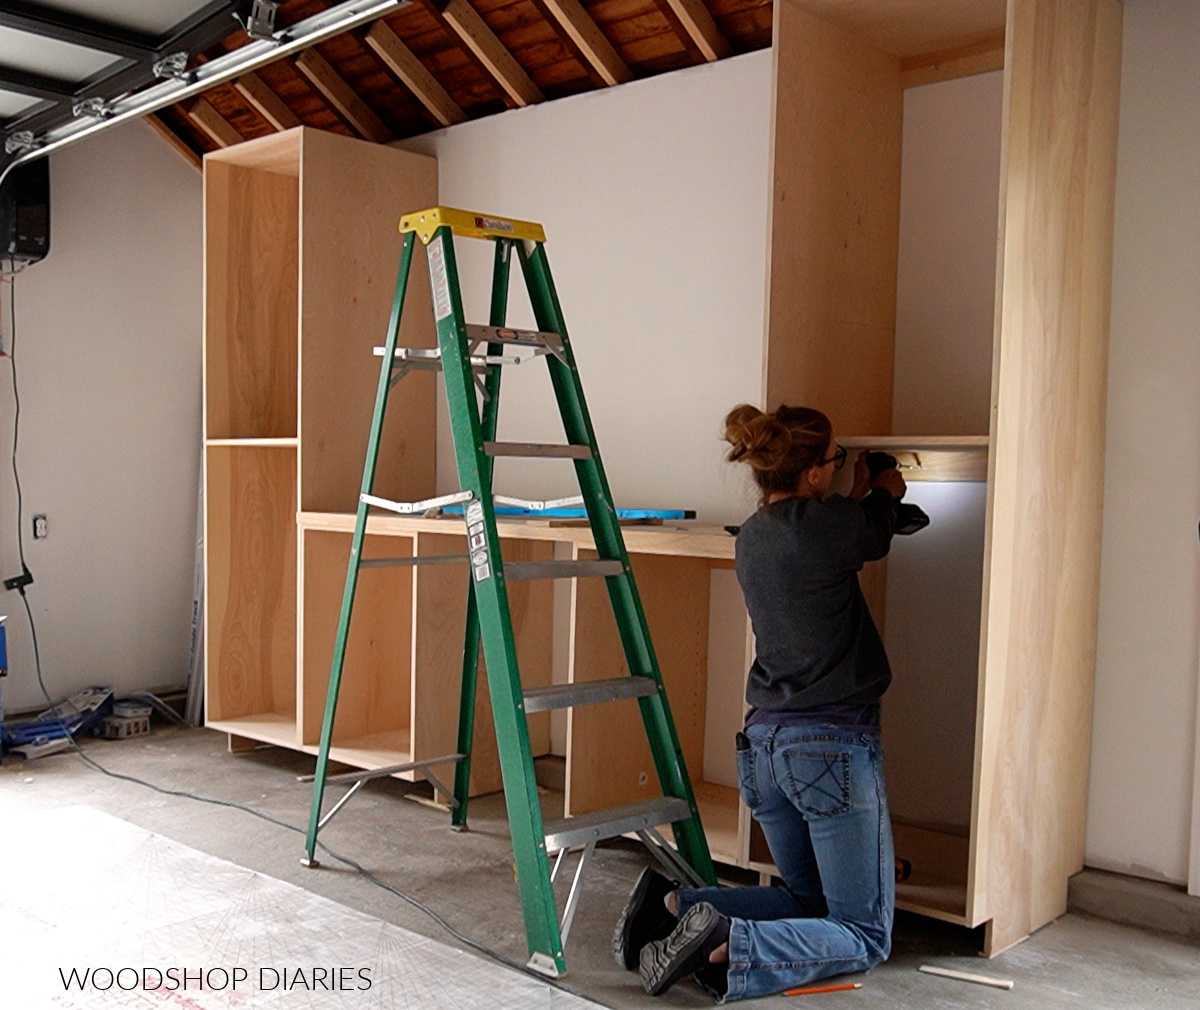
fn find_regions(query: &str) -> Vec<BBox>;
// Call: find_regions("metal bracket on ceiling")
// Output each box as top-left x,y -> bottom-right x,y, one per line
152,51 -> 193,83
71,97 -> 114,119
235,1 -> 281,42
4,131 -> 39,155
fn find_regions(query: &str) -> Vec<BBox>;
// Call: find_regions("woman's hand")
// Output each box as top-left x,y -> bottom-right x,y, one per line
850,450 -> 872,499
871,468 -> 907,499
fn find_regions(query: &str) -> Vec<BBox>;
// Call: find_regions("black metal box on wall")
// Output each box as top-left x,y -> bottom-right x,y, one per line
0,159 -> 50,264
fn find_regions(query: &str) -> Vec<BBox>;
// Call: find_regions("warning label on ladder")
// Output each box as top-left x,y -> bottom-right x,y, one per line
466,500 -> 491,582
429,237 -> 453,321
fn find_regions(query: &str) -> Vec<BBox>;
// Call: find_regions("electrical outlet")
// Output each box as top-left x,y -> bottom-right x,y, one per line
32,514 -> 47,540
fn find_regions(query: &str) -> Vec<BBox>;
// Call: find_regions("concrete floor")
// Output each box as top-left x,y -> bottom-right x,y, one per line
2,725 -> 1198,1009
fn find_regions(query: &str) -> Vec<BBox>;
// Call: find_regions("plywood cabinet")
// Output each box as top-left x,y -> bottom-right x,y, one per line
203,0 -> 1121,959
764,0 -> 1123,954
203,127 -> 438,761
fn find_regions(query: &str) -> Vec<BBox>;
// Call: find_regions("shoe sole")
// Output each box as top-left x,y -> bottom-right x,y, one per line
640,904 -> 718,996
612,867 -> 662,970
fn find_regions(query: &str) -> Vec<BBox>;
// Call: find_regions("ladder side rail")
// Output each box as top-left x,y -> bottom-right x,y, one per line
429,227 -> 566,972
304,232 -> 419,864
516,240 -> 717,886
453,236 -> 513,826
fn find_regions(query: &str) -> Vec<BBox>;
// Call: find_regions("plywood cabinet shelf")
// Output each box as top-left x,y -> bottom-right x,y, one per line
840,436 -> 989,482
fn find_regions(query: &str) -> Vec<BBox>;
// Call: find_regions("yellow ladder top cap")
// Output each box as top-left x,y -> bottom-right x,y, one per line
399,206 -> 547,244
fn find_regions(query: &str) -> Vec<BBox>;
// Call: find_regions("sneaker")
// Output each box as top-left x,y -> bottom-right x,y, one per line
639,901 -> 731,996
612,867 -> 678,970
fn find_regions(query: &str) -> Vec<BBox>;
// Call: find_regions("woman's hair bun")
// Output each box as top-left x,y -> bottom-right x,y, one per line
723,404 -> 791,471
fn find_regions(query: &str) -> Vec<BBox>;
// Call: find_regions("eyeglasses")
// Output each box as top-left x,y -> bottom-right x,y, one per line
820,444 -> 847,470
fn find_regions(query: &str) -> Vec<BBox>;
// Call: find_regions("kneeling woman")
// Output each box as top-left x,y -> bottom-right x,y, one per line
614,404 -> 904,1001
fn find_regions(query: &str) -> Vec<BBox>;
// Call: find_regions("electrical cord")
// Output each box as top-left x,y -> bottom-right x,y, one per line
0,266 -> 606,1007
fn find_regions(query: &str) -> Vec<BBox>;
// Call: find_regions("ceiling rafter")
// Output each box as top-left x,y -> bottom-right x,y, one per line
535,0 -> 632,87
659,0 -> 731,62
145,112 -> 202,170
188,97 -> 244,147
234,72 -> 302,129
438,0 -> 544,108
294,46 -> 395,142
365,21 -> 467,127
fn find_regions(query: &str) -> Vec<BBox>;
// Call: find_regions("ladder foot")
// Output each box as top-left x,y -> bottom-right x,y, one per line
526,952 -> 564,978
300,856 -> 321,869
450,823 -> 470,833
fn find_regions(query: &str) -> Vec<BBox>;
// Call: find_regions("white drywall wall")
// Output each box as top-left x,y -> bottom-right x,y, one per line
401,50 -> 772,524
0,120 -> 202,713
402,51 -> 772,760
1086,0 -> 1200,887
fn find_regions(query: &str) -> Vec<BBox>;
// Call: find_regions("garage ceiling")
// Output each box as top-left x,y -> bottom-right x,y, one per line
0,0 -> 772,167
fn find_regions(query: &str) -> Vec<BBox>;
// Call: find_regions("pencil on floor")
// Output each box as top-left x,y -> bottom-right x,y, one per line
785,982 -> 863,996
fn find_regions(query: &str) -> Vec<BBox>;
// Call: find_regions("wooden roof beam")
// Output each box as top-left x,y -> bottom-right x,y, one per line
234,72 -> 302,130
538,0 -> 632,87
660,0 -> 731,62
144,113 -> 201,171
439,0 -> 544,107
365,22 -> 467,127
188,98 -> 244,148
294,48 -> 394,143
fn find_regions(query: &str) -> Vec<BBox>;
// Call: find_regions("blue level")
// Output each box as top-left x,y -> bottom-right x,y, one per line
440,505 -> 696,520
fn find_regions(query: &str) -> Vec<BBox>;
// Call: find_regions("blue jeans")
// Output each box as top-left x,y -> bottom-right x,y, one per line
675,723 -> 895,1001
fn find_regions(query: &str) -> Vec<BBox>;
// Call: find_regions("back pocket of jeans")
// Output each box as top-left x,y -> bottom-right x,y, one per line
735,736 -> 760,809
781,749 -> 851,817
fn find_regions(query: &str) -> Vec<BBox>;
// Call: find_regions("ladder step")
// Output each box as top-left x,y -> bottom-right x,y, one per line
484,441 -> 593,460
360,554 -> 468,569
543,798 -> 693,852
523,677 -> 658,714
504,559 -> 624,581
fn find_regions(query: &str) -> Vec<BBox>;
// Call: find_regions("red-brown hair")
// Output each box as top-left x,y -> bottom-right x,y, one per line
723,404 -> 833,504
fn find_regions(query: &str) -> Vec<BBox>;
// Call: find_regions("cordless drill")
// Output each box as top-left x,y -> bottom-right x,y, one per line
866,452 -> 930,535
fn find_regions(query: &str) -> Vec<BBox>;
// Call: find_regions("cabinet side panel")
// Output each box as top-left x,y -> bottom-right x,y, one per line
299,131 -> 438,513
204,163 -> 298,439
975,0 -> 1123,952
764,0 -> 903,430
566,552 -> 710,816
299,530 -> 413,745
205,446 -> 297,721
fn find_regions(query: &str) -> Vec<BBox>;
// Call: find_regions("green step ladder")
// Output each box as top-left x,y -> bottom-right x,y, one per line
301,206 -> 716,977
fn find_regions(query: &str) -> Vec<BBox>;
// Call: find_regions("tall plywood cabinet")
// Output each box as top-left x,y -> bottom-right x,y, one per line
765,0 -> 1122,954
203,128 -> 438,763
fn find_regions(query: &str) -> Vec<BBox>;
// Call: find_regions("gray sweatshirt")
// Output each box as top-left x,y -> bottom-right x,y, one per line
735,489 -> 898,712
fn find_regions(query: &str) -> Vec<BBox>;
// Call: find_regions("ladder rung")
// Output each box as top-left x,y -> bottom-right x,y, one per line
484,441 -> 593,460
522,677 -> 658,714
543,798 -> 693,852
504,559 -> 624,581
360,554 -> 468,569
374,346 -> 521,369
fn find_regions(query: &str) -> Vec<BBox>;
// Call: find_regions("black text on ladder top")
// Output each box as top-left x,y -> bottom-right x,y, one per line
764,0 -> 1123,954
